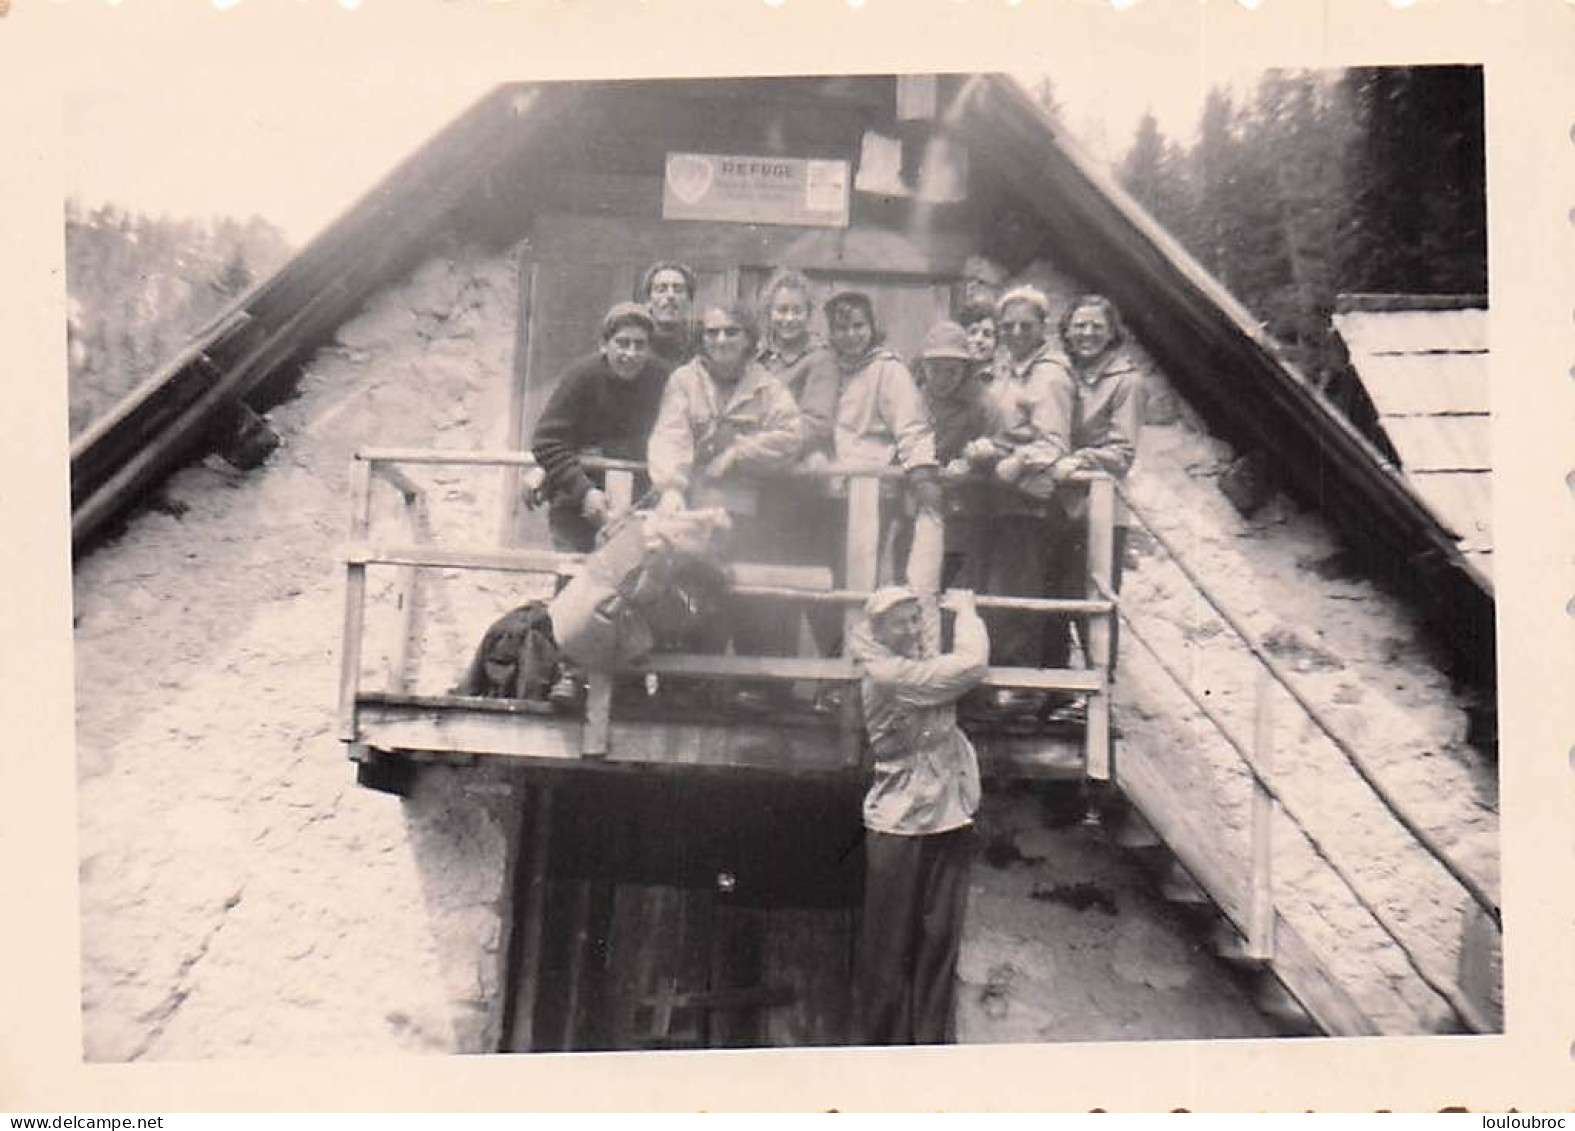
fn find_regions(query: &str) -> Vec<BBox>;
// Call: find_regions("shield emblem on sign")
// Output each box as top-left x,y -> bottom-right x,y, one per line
667,154 -> 715,206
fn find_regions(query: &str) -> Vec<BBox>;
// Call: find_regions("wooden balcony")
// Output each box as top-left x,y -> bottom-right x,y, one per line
338,448 -> 1118,786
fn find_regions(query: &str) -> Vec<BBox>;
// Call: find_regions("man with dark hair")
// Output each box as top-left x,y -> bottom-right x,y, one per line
956,300 -> 1003,389
637,261 -> 699,365
848,585 -> 988,1045
531,301 -> 671,553
529,301 -> 672,710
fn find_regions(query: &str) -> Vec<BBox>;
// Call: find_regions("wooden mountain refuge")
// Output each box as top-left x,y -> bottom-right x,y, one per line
72,75 -> 1501,1050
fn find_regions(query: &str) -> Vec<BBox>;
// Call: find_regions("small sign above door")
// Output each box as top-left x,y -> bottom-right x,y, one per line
662,153 -> 851,229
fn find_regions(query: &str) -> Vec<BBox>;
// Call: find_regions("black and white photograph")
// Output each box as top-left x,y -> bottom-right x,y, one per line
4,0 -> 1571,1113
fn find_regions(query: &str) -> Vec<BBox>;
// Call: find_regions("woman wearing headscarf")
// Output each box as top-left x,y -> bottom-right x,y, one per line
797,290 -> 941,657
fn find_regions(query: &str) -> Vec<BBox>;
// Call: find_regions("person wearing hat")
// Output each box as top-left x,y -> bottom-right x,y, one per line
848,584 -> 989,1045
894,320 -> 1003,594
637,260 -> 700,366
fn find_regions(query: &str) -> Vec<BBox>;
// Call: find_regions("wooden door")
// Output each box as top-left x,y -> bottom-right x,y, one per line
506,775 -> 862,1052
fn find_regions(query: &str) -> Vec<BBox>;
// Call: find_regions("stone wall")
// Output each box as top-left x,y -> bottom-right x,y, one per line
74,247 -> 531,1060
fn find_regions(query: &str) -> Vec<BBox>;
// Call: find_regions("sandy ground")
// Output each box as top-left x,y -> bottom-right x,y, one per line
71,245 -> 1498,1061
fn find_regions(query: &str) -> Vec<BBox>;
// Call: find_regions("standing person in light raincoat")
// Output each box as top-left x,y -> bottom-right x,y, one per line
647,300 -> 805,709
975,284 -> 1076,718
848,585 -> 989,1045
1039,293 -> 1144,718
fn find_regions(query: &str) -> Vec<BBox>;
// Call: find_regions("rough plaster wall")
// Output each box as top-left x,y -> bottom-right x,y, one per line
73,248 -> 530,1061
1112,396 -> 1500,1032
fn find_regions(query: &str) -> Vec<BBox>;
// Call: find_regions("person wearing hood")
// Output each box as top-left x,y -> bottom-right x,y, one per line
637,260 -> 700,366
796,290 -> 942,659
647,300 -> 805,707
848,585 -> 988,1045
754,268 -> 839,592
1040,293 -> 1144,700
973,285 -> 1076,716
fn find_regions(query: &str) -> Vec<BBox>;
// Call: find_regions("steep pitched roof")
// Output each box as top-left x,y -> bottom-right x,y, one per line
1333,295 -> 1492,587
69,75 -> 1494,679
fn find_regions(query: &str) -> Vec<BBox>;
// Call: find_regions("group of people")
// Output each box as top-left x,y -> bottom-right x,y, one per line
529,260 -> 1143,716
527,258 -> 1144,1046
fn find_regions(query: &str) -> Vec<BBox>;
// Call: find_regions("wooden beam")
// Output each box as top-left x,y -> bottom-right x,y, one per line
336,458 -> 373,743
504,785 -> 554,1052
501,254 -> 538,547
386,492 -> 427,695
355,694 -> 1084,781
1247,666 -> 1278,960
356,704 -> 857,775
581,470 -> 634,757
528,211 -> 975,279
1084,476 -> 1115,782
74,279 -> 351,543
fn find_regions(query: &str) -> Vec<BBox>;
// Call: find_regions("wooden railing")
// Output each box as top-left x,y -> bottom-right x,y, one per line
337,448 -> 1119,778
336,446 -> 1499,1034
1098,483 -> 1501,1034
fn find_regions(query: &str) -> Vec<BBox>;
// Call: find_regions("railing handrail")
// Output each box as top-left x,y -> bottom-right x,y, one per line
355,446 -> 1110,485
1092,574 -> 1491,1034
1111,480 -> 1499,930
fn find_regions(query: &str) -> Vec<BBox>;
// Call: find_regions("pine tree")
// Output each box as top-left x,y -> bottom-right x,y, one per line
215,248 -> 253,297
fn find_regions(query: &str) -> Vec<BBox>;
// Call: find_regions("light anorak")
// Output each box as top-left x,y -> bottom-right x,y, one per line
848,597 -> 988,835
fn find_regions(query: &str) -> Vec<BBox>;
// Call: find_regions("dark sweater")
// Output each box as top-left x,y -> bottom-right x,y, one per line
531,352 -> 671,508
927,379 -> 998,465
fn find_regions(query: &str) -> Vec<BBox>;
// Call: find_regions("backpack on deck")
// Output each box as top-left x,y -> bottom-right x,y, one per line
453,601 -> 560,709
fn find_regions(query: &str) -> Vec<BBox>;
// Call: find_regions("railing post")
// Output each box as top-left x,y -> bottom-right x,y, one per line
386,487 -> 426,694
337,455 -> 374,746
1084,476 -> 1115,782
1248,664 -> 1278,960
581,468 -> 634,757
841,475 -> 882,763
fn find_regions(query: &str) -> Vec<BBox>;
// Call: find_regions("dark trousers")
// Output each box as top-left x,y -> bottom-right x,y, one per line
982,511 -> 1055,667
855,825 -> 975,1046
697,512 -> 794,659
1043,517 -> 1127,672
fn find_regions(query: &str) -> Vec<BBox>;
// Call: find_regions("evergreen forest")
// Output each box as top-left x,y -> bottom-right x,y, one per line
64,201 -> 290,437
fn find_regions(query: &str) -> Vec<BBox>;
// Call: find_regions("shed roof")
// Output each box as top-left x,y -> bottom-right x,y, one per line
1333,296 -> 1492,584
